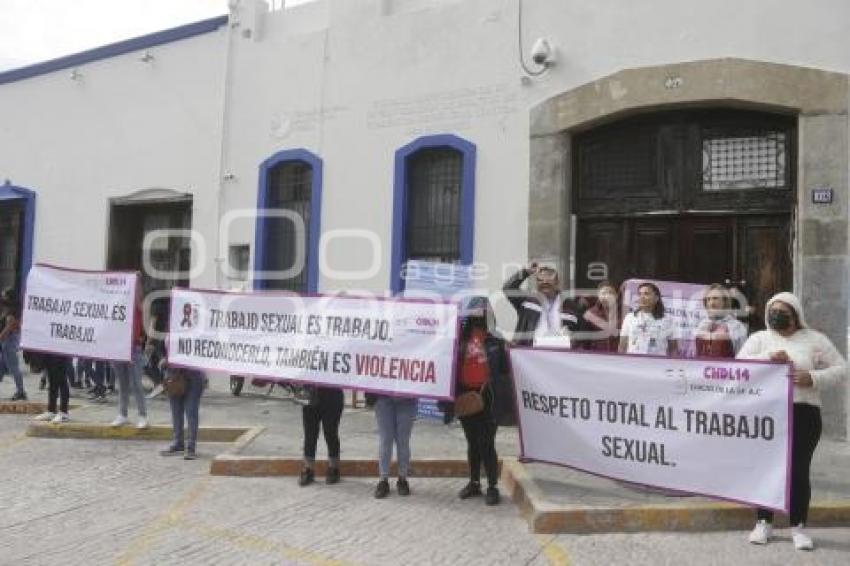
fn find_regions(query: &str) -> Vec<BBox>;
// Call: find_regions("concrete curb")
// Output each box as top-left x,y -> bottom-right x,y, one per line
26,422 -> 252,442
1,402 -> 80,415
209,455 -> 489,478
501,458 -> 850,533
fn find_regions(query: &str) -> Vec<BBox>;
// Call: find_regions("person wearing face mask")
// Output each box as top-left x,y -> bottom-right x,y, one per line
453,296 -> 507,506
502,262 -> 581,347
618,282 -> 679,357
737,292 -> 846,551
694,283 -> 748,358
580,281 -> 621,352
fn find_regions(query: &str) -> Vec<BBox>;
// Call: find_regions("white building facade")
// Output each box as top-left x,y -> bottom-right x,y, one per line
1,0 -> 848,436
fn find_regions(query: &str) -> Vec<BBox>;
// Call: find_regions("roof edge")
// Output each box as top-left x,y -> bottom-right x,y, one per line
0,14 -> 228,86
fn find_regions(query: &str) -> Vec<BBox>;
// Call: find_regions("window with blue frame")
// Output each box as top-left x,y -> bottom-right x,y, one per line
0,183 -> 35,294
263,161 -> 313,292
391,134 -> 476,293
406,147 -> 463,263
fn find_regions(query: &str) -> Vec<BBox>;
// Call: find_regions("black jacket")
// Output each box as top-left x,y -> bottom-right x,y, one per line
502,269 -> 582,346
440,325 -> 516,426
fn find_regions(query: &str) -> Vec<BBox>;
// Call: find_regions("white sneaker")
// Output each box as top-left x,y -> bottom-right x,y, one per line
748,519 -> 772,544
51,412 -> 70,424
791,525 -> 814,550
136,418 -> 149,430
110,415 -> 129,427
34,411 -> 56,422
146,384 -> 164,399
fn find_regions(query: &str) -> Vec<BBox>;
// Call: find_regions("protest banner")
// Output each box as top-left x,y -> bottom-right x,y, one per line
20,264 -> 139,362
167,288 -> 459,400
621,279 -> 712,357
510,348 -> 791,511
403,260 -> 479,417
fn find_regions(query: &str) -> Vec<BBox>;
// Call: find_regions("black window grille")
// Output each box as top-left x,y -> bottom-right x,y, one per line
0,202 -> 23,292
573,109 -> 795,215
406,148 -> 462,264
265,161 -> 312,292
579,126 -> 658,195
702,129 -> 787,191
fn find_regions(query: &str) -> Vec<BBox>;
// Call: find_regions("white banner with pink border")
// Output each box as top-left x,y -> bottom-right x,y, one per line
167,288 -> 459,400
510,348 -> 792,511
20,264 -> 139,362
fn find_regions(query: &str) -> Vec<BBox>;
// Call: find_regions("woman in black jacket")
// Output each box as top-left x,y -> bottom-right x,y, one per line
453,296 -> 508,505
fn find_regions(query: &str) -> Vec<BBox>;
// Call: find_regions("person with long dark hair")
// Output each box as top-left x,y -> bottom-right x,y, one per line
738,292 -> 846,551
580,281 -> 621,352
618,282 -> 679,356
454,296 -> 506,506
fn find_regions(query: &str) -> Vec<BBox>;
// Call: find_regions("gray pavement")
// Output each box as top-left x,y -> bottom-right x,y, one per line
1,370 -> 849,565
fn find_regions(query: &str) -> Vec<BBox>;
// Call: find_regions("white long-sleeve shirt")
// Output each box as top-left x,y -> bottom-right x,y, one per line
737,328 -> 847,407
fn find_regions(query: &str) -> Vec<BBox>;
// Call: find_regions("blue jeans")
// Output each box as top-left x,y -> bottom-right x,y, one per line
112,348 -> 147,418
375,397 -> 418,478
1,332 -> 25,395
168,373 -> 204,451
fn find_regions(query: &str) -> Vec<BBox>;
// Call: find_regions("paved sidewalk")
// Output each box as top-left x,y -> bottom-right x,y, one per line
2,370 -> 849,565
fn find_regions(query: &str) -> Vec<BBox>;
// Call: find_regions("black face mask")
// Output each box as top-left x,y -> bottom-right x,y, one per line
768,311 -> 792,331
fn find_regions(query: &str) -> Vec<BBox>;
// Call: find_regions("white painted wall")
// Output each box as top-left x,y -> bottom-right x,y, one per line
1,0 -> 849,296
0,27 -> 227,287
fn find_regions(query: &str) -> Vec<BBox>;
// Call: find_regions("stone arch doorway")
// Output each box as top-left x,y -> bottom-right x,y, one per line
528,58 -> 849,437
571,106 -> 795,330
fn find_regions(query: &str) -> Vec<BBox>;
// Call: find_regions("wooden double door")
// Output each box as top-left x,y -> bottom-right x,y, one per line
575,214 -> 791,324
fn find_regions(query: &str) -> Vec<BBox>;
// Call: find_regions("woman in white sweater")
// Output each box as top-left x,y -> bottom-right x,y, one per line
737,292 -> 846,551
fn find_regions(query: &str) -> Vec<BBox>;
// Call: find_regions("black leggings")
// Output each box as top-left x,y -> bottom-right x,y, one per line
45,356 -> 70,414
459,389 -> 499,487
302,388 -> 344,461
757,403 -> 822,526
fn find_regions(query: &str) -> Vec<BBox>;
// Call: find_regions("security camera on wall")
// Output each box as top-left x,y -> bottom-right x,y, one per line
531,38 -> 556,67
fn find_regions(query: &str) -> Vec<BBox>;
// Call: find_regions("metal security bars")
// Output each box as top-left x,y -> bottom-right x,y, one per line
0,201 -> 23,292
702,130 -> 787,191
266,161 -> 312,292
406,148 -> 462,263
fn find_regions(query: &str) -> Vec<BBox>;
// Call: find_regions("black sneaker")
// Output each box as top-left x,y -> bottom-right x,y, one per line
10,391 -> 27,401
458,481 -> 482,500
183,449 -> 197,461
374,478 -> 390,499
298,468 -> 315,487
325,467 -> 340,485
397,477 -> 411,497
485,486 -> 501,506
159,445 -> 184,456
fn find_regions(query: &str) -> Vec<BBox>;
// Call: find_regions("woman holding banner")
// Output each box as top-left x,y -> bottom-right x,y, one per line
33,353 -> 73,423
157,301 -> 205,461
454,296 -> 506,506
738,292 -> 846,551
580,281 -> 621,352
0,288 -> 27,401
369,393 -> 417,499
695,284 -> 748,358
110,300 -> 148,429
618,282 -> 679,357
298,386 -> 345,486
